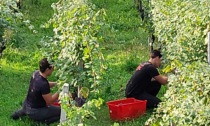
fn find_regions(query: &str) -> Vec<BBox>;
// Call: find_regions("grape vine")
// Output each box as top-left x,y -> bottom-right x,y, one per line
42,0 -> 106,125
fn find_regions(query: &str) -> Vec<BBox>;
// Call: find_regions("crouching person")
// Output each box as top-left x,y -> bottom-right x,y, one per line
125,50 -> 168,109
11,58 -> 61,125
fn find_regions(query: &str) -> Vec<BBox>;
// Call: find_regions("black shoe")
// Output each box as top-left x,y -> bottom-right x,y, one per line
11,109 -> 26,120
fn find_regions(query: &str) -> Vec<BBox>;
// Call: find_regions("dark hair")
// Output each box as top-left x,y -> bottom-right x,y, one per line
150,50 -> 162,59
39,58 -> 52,73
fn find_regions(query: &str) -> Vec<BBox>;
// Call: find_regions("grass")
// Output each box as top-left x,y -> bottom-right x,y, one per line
0,0 -> 166,126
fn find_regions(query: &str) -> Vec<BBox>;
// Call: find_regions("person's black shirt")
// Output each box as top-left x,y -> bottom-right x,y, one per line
26,71 -> 50,108
125,62 -> 159,97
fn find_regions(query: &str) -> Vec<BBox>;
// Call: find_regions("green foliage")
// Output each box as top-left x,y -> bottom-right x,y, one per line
93,0 -> 148,46
0,0 -> 22,53
42,0 -> 106,125
145,0 -> 210,125
123,54 -> 140,72
151,0 -> 209,64
134,0 -> 157,50
146,62 -> 210,126
134,0 -> 154,34
0,0 -> 38,55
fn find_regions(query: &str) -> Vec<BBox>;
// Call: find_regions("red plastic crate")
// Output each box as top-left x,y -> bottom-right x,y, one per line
53,100 -> 60,106
106,98 -> 147,121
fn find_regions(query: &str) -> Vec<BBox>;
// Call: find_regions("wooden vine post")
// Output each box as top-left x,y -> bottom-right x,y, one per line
60,83 -> 69,123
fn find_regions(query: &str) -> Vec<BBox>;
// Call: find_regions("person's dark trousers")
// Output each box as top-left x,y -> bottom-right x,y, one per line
11,101 -> 27,120
10,108 -> 26,120
26,105 -> 61,125
135,81 -> 161,109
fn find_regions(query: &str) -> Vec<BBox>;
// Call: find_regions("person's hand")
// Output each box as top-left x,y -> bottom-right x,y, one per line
136,64 -> 144,71
162,75 -> 168,84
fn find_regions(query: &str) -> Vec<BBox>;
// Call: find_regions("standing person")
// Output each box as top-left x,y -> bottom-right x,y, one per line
125,50 -> 168,109
11,58 -> 61,125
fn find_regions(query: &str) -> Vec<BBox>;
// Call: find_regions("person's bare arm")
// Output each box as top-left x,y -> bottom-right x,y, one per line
42,92 -> 59,106
154,75 -> 168,85
49,81 -> 56,88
